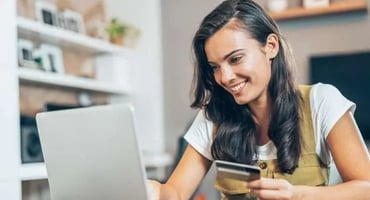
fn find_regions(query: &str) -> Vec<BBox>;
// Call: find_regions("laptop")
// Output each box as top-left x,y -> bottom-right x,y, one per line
36,104 -> 149,200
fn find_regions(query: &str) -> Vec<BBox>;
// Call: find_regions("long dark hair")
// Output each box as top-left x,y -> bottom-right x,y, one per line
191,0 -> 301,174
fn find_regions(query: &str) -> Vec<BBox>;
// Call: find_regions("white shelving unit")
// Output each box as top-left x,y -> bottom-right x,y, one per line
16,12 -> 135,192
18,67 -> 130,95
2,2 -> 129,200
1,1 -> 171,199
20,163 -> 47,181
16,15 -> 135,198
17,17 -> 130,55
16,16 -> 133,96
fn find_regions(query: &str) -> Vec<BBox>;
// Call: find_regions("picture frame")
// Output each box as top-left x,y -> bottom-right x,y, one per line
303,0 -> 329,8
62,9 -> 85,34
18,38 -> 37,68
39,44 -> 64,74
56,12 -> 68,30
35,0 -> 58,26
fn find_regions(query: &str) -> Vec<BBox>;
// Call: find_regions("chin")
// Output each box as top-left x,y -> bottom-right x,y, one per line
233,97 -> 249,105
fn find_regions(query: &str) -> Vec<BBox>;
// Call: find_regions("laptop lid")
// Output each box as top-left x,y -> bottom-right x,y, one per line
36,104 -> 149,200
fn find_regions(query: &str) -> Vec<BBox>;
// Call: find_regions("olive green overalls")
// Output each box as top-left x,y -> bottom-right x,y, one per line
213,85 -> 329,200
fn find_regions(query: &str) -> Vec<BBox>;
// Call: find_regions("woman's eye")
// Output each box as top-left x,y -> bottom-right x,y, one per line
210,65 -> 219,71
230,56 -> 242,64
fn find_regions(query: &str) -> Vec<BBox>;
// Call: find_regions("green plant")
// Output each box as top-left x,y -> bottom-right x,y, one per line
106,17 -> 141,47
106,18 -> 128,41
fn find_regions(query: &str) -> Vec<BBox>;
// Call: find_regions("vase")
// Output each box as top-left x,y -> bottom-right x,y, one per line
110,36 -> 124,46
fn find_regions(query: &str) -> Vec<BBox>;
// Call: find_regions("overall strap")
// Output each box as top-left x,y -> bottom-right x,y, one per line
298,85 -> 316,155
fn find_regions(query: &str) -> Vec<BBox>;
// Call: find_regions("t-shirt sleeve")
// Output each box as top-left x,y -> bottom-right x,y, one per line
183,110 -> 214,161
311,83 -> 356,164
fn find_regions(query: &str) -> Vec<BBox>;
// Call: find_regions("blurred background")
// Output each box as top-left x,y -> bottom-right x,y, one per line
1,0 -> 369,199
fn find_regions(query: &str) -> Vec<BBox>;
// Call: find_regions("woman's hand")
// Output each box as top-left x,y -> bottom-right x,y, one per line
247,178 -> 302,200
146,179 -> 161,200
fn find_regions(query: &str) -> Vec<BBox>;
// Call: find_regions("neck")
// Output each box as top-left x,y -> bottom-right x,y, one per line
249,94 -> 272,145
249,94 -> 271,124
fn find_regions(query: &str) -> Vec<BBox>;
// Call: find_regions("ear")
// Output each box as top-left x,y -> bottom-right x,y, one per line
264,33 -> 279,60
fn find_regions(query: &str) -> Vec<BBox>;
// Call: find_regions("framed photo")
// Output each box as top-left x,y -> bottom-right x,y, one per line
18,38 -> 37,68
35,0 -> 58,26
63,10 -> 85,34
303,0 -> 329,8
39,44 -> 64,74
56,12 -> 68,30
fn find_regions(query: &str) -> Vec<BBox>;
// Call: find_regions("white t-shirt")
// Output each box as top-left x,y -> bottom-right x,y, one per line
184,83 -> 355,183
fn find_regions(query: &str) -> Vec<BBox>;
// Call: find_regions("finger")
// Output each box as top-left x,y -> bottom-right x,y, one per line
248,178 -> 290,190
252,188 -> 292,200
146,180 -> 161,200
247,178 -> 275,189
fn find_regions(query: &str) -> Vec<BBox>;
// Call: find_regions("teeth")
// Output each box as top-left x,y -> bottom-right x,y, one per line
230,82 -> 246,92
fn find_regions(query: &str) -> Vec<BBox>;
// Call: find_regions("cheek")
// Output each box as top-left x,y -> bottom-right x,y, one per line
258,62 -> 272,83
213,71 -> 223,86
253,54 -> 272,78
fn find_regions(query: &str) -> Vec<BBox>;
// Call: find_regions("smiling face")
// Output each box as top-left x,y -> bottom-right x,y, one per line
205,22 -> 277,106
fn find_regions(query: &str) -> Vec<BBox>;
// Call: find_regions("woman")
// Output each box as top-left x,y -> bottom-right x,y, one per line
148,0 -> 370,199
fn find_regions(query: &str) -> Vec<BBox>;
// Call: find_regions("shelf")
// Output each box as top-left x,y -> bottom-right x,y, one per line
270,0 -> 367,20
20,163 -> 47,181
20,153 -> 173,181
18,67 -> 130,95
17,17 -> 131,55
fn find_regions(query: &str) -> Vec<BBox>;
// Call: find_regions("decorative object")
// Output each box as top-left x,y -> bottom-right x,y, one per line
18,38 -> 37,68
303,0 -> 330,8
94,54 -> 131,88
82,0 -> 107,40
77,92 -> 93,107
56,12 -> 68,30
38,44 -> 64,73
35,0 -> 58,26
20,115 -> 44,163
106,18 -> 128,45
18,0 -> 36,19
85,19 -> 108,40
267,0 -> 288,12
62,9 -> 85,34
106,18 -> 141,47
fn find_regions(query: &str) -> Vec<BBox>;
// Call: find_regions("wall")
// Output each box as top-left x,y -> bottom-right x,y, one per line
161,2 -> 224,195
162,0 -> 222,154
105,0 -> 165,153
278,8 -> 370,84
0,1 -> 20,199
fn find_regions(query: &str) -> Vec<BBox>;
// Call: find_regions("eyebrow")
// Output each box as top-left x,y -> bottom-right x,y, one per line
208,49 -> 244,65
223,49 -> 244,60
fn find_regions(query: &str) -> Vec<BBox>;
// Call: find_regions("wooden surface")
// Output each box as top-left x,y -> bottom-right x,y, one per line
270,0 -> 367,20
19,84 -> 108,116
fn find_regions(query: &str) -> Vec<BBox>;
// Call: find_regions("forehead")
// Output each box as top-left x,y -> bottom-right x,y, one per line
204,24 -> 257,61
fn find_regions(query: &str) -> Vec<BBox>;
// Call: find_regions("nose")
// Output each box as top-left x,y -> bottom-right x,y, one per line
219,65 -> 235,85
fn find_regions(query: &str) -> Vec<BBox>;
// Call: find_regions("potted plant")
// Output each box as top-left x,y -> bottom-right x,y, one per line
106,18 -> 128,46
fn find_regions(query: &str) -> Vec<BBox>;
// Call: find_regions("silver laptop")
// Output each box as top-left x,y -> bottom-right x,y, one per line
36,104 -> 149,200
